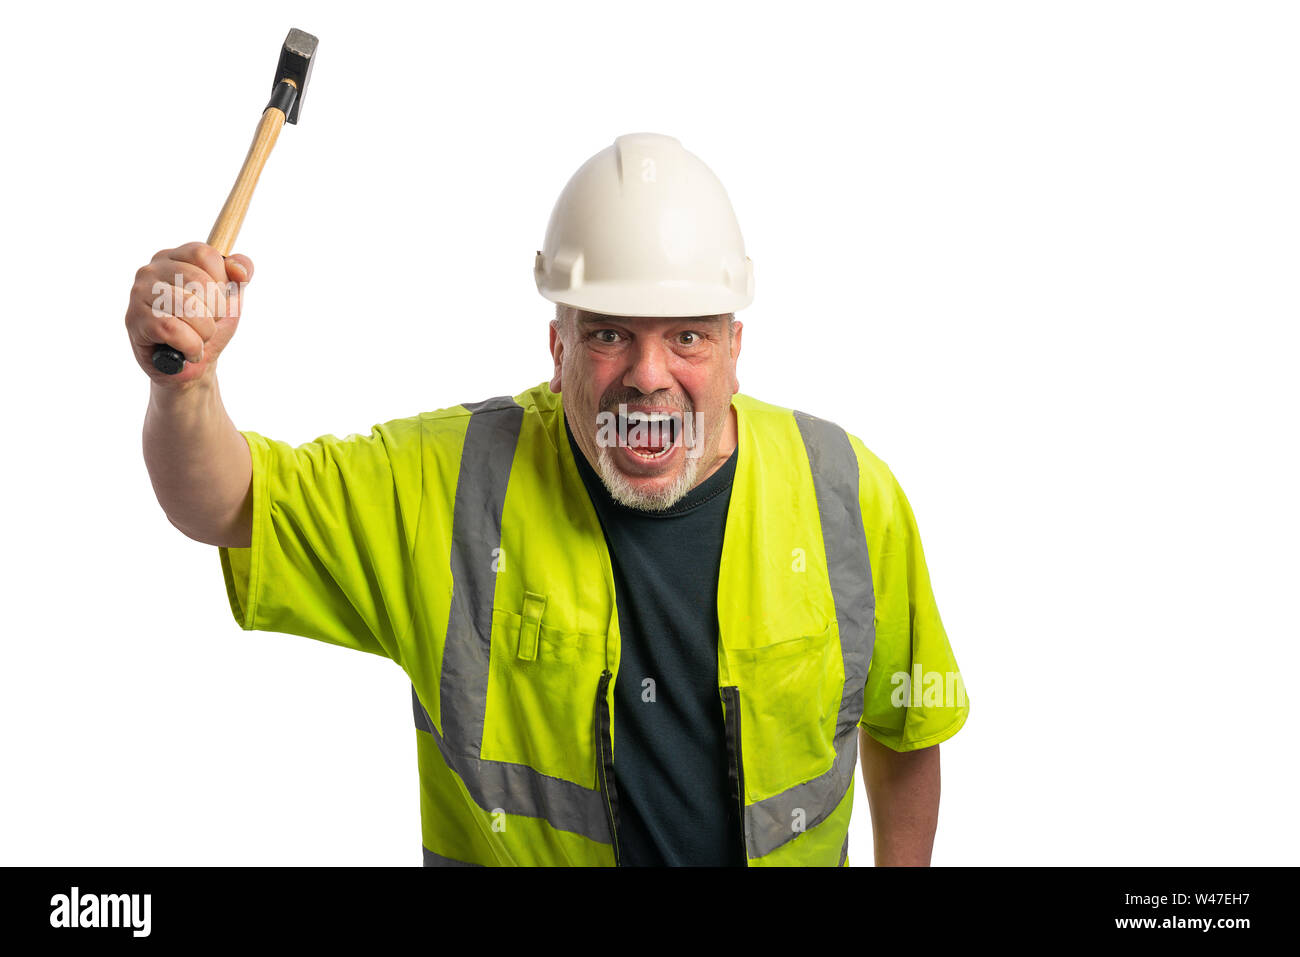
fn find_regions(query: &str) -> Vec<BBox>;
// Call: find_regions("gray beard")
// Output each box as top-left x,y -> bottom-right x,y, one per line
593,442 -> 704,512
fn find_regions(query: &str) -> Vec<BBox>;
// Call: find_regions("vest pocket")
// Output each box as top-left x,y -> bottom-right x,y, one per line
481,603 -> 607,788
725,620 -> 842,802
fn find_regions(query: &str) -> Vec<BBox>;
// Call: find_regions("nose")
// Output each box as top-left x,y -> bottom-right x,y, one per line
622,335 -> 676,396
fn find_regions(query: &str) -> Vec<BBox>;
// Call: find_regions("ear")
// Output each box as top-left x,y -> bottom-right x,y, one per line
548,318 -> 564,392
728,320 -> 743,393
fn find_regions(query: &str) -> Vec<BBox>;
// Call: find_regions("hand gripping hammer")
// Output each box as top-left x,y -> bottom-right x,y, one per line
152,28 -> 319,375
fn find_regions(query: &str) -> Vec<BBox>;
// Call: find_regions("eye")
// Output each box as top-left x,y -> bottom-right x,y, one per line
677,331 -> 703,346
592,329 -> 622,344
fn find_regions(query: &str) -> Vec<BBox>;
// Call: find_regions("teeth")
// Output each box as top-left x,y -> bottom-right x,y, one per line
626,443 -> 673,459
620,410 -> 680,445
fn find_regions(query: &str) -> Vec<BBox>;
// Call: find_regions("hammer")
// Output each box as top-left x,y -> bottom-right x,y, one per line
152,28 -> 319,375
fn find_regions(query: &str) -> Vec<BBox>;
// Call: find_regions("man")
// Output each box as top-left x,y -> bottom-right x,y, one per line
128,132 -> 968,866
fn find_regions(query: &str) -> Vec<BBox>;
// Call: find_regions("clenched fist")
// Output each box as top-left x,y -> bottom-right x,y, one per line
125,242 -> 254,386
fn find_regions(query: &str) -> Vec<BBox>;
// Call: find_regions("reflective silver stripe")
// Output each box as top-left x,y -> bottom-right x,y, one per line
745,725 -> 858,859
413,684 -> 610,842
422,845 -> 483,867
440,395 -> 525,759
739,412 -> 876,860
793,410 -> 876,730
840,834 -> 849,867
418,395 -> 611,847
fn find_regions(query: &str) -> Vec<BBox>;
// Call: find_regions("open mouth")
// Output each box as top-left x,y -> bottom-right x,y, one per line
616,409 -> 682,459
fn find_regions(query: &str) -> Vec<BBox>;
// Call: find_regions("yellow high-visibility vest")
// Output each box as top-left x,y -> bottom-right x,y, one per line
220,381 -> 968,866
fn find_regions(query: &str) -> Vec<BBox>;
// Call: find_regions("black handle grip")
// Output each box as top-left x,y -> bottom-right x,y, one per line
152,342 -> 187,376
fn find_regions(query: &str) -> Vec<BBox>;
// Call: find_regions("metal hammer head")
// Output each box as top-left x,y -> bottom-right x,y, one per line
272,28 -> 318,125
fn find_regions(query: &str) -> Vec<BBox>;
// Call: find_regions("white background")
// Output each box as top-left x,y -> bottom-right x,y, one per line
2,0 -> 1296,866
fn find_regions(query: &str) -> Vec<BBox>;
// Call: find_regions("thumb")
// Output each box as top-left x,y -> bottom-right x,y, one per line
223,254 -> 253,320
224,254 -> 254,283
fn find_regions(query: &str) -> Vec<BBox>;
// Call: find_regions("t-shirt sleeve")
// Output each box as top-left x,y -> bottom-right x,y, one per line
858,470 -> 969,752
218,417 -> 424,663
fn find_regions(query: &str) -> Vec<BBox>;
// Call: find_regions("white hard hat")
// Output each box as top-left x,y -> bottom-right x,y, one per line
534,132 -> 754,318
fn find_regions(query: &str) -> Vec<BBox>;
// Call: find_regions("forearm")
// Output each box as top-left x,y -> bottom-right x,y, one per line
143,375 -> 253,547
858,728 -> 940,866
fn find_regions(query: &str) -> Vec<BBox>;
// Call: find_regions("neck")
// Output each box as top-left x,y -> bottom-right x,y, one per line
691,402 -> 738,488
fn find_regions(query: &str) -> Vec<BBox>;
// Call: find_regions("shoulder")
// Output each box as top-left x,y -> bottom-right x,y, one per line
737,392 -> 916,542
419,382 -> 559,425
843,431 -> 910,531
735,393 -> 905,507
415,381 -> 561,456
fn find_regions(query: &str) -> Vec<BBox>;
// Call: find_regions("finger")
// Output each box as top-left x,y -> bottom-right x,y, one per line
140,284 -> 219,342
146,309 -> 207,364
223,255 -> 252,319
145,259 -> 231,321
152,242 -> 208,264
225,254 -> 253,283
169,242 -> 230,288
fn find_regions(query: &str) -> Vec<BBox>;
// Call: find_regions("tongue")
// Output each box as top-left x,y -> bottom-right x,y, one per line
628,433 -> 666,453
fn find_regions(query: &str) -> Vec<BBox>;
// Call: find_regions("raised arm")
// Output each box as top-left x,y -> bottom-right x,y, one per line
128,242 -> 256,547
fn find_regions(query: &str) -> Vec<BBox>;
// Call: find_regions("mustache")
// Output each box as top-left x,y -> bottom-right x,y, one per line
598,389 -> 693,414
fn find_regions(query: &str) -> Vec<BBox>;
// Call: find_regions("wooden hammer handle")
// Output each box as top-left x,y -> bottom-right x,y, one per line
152,80 -> 297,375
207,101 -> 288,254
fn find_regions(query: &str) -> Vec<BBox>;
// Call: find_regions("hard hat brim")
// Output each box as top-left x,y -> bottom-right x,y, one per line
537,278 -> 752,319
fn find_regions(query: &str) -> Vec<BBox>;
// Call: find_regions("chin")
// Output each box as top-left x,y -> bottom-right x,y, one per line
595,446 -> 702,512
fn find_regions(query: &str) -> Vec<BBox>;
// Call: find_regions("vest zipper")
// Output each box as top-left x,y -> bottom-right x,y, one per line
595,669 -> 622,866
720,685 -> 750,865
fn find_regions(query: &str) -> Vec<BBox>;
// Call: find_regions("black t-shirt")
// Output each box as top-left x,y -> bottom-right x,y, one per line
565,414 -> 745,866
